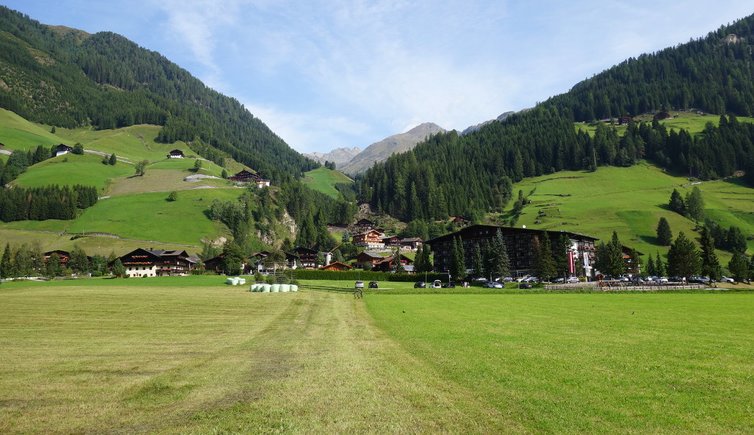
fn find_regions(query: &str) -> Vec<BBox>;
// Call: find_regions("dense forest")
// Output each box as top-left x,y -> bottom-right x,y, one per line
0,6 -> 317,183
360,14 -> 754,221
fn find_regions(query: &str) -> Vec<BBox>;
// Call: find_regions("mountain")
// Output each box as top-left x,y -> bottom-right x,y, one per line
340,122 -> 446,175
305,147 -> 361,166
359,14 -> 754,222
0,6 -> 317,183
461,111 -> 516,135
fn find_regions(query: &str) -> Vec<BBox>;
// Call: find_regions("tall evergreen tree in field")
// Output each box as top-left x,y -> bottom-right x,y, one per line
449,236 -> 466,281
656,217 -> 673,246
485,230 -> 510,279
728,251 -> 749,283
108,153 -> 117,165
421,243 -> 433,272
46,253 -> 63,277
111,258 -> 126,277
685,187 -> 705,224
668,189 -> 686,215
471,242 -> 484,277
667,232 -> 700,278
655,251 -> 666,277
1,243 -> 13,278
414,245 -> 425,274
699,226 -> 722,280
534,232 -> 556,281
553,234 -> 571,278
646,253 -> 656,277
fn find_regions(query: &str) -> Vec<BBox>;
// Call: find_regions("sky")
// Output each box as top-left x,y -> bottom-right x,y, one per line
2,1 -> 753,153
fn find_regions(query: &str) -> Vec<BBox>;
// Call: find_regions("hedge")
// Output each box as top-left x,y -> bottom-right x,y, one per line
290,269 -> 448,282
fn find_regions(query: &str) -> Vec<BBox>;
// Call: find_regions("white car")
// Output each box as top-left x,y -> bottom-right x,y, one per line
485,281 -> 504,289
720,276 -> 735,284
567,276 -> 580,284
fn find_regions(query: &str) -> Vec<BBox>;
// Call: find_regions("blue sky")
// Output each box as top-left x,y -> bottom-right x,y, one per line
3,1 -> 753,153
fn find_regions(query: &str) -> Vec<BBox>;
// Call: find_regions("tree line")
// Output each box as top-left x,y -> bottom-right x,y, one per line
0,184 -> 97,222
0,243 -> 111,278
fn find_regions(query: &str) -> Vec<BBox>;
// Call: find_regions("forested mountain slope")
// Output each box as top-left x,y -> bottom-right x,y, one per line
0,6 -> 317,182
359,14 -> 754,221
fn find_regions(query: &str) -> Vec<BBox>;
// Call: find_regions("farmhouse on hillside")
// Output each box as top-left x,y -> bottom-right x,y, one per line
167,149 -> 185,158
228,169 -> 271,188
426,224 -> 597,278
320,261 -> 352,271
54,144 -> 73,156
352,229 -> 386,249
288,246 -> 319,269
117,248 -> 198,277
43,250 -> 71,267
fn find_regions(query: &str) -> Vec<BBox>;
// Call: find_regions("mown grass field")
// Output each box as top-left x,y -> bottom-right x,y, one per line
12,153 -> 134,191
506,162 -> 754,266
303,166 -> 353,199
1,278 -> 753,433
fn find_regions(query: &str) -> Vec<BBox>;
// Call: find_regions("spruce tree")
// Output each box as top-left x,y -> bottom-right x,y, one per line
667,232 -> 700,278
471,242 -> 484,278
728,251 -> 749,283
554,234 -> 571,278
685,187 -> 705,223
655,251 -> 666,277
0,243 -> 13,278
112,258 -> 126,277
449,237 -> 465,281
669,189 -> 686,215
422,243 -> 433,272
656,217 -> 673,246
46,253 -> 62,277
646,253 -> 656,276
699,226 -> 722,280
69,245 -> 89,274
108,153 -> 117,165
414,245 -> 425,273
535,232 -> 556,281
485,230 -> 510,279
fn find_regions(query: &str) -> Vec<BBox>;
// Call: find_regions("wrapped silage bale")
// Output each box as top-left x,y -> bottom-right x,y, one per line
238,278 -> 246,285
271,284 -> 280,293
290,284 -> 298,292
280,284 -> 290,292
261,284 -> 271,293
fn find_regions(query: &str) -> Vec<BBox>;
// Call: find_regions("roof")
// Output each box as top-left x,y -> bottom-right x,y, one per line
355,251 -> 383,260
400,237 -> 423,242
169,149 -> 184,154
320,261 -> 352,270
425,224 -> 599,245
292,246 -> 318,254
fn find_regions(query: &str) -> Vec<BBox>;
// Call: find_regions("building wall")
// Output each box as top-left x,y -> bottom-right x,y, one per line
126,265 -> 157,278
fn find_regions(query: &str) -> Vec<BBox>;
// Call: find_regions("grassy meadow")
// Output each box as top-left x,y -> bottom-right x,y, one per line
506,162 -> 754,266
12,153 -> 134,191
303,167 -> 353,199
1,278 -> 753,433
0,108 -> 64,151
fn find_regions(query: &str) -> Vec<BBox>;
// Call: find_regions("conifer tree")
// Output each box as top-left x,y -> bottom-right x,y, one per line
414,245 -> 425,273
485,230 -> 510,279
685,187 -> 705,224
69,245 -> 89,274
646,252 -> 656,276
471,242 -> 484,277
656,217 -> 673,246
669,189 -> 686,215
46,253 -> 63,277
655,251 -> 666,277
728,251 -> 749,283
699,226 -> 722,280
449,237 -> 465,281
108,153 -> 117,165
553,234 -> 571,278
421,243 -> 433,272
667,232 -> 700,278
0,243 -> 13,278
535,232 -> 556,281
112,258 -> 126,277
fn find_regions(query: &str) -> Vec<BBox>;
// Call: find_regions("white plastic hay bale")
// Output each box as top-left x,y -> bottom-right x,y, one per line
280,284 -> 290,292
290,284 -> 298,292
271,284 -> 280,293
250,284 -> 260,292
238,278 -> 246,285
225,277 -> 236,285
261,284 -> 271,293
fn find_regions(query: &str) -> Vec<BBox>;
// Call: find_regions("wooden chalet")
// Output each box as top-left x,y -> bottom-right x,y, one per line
288,246 -> 319,269
617,115 -> 633,125
228,169 -> 271,187
320,261 -> 352,271
352,229 -> 385,249
382,235 -> 401,247
117,248 -> 198,277
653,111 -> 672,121
167,149 -> 185,158
354,251 -> 383,269
450,215 -> 471,227
352,218 -> 376,234
44,250 -> 71,266
373,254 -> 414,273
203,253 -> 251,274
54,144 -> 73,157
399,237 -> 423,251
426,224 -> 598,278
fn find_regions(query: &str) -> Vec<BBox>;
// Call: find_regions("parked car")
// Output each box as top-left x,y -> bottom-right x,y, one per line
472,277 -> 488,283
720,276 -> 735,284
553,277 -> 565,284
567,276 -> 580,284
502,276 -> 514,282
368,281 -> 379,289
485,281 -> 504,289
414,281 -> 426,288
516,275 -> 530,282
354,280 -> 364,289
518,282 -> 532,289
442,281 -> 456,288
432,280 -> 443,288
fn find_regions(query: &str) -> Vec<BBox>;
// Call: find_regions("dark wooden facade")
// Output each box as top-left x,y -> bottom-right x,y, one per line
289,246 -> 318,269
44,250 -> 71,266
426,225 -> 597,278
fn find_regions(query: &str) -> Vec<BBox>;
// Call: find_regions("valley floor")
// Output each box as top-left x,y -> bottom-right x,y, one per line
1,279 -> 753,432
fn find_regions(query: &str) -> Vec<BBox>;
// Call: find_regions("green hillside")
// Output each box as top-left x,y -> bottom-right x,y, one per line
13,153 -> 132,190
504,162 -> 754,265
303,167 -> 353,199
0,108 -> 65,150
